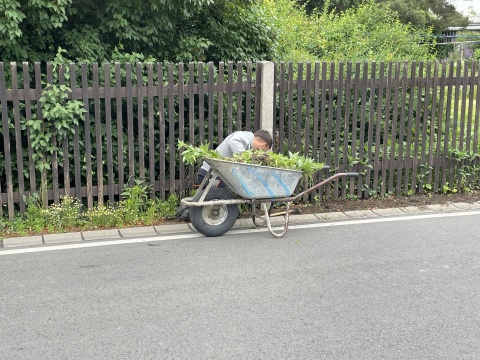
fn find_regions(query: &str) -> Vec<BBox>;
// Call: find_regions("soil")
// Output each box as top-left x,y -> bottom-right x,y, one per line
288,191 -> 480,215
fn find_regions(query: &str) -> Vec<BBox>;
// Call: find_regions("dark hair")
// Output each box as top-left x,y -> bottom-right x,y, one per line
254,129 -> 273,148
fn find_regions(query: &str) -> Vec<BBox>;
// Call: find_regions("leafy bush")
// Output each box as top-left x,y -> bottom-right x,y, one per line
0,183 -> 179,237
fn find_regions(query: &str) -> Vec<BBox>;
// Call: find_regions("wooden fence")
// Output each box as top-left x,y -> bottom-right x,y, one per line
1,60 -> 479,218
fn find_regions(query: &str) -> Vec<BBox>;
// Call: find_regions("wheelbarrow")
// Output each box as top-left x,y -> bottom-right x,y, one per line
181,157 -> 359,238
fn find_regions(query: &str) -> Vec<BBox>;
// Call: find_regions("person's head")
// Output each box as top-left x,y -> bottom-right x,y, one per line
253,129 -> 273,151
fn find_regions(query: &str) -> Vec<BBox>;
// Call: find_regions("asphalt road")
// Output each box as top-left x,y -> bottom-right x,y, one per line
1,213 -> 480,360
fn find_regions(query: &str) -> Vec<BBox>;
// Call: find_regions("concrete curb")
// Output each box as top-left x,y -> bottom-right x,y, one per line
1,202 -> 479,249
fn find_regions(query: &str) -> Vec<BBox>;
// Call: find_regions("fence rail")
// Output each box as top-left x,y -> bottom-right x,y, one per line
1,60 -> 479,219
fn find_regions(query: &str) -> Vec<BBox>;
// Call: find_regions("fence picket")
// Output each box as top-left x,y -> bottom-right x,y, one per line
93,63 -> 104,205
81,63 -> 93,208
157,63 -> 166,199
178,63 -> 185,196
105,63 -> 115,202
373,62 -> 385,196
10,63 -> 25,213
208,63 -> 215,145
115,63 -> 125,199
357,62 -> 368,198
136,63 -> 145,183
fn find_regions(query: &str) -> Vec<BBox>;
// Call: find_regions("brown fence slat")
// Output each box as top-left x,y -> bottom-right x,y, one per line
341,62 -> 352,199
373,62 -> 385,196
320,62 -> 328,196
178,63 -> 185,195
412,62 -> 424,194
0,63 -> 14,218
404,62 -> 416,195
427,62 -> 439,188
81,63 -> 93,208
396,62 -> 408,195
312,62 -> 321,197
198,62 -> 205,143
357,62 -> 368,198
418,62 -> 432,193
459,62 -> 468,152
22,62 -> 36,195
126,63 -> 135,186
137,63 -> 145,182
70,63 -> 82,200
287,62 -> 294,154
304,63 -> 312,158
236,62 -> 243,130
295,63 -> 304,153
227,62 -> 234,134
58,65 -> 71,197
46,63 -> 61,205
93,63 -> 104,205
167,63 -> 176,193
188,63 -> 195,189
10,63 -> 25,213
245,62 -> 253,130
388,62 -> 401,194
218,62 -> 225,142
381,62 -> 393,196
278,63 -> 286,154
466,61 -> 476,153
442,62 -> 454,191
365,62 -> 376,198
434,62 -> 446,192
333,62 -> 345,198
350,62 -> 361,197
207,63 -> 215,145
326,62 -> 335,199
157,63 -> 166,199
115,63 -> 125,199
104,63 -> 115,203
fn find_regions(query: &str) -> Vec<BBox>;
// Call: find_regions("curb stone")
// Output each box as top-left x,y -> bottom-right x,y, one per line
426,203 -> 457,212
2,235 -> 44,248
314,212 -> 349,221
2,202 -> 480,249
452,202 -> 480,210
343,210 -> 378,218
82,229 -> 121,241
43,232 -> 83,244
120,226 -> 158,238
372,208 -> 406,216
400,206 -> 434,214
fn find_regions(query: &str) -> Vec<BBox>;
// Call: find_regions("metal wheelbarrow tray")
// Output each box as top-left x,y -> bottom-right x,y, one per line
181,157 -> 359,238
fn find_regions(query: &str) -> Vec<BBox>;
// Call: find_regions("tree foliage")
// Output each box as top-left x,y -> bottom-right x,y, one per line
0,0 -> 275,62
297,0 -> 469,33
262,0 -> 434,62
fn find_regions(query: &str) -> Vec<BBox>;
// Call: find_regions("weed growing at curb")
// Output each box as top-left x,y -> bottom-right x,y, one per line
0,181 -> 179,238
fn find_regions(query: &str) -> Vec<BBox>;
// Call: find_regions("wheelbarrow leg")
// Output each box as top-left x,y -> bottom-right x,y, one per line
261,202 -> 290,238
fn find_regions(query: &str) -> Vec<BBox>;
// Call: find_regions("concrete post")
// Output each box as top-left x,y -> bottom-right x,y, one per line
258,61 -> 275,147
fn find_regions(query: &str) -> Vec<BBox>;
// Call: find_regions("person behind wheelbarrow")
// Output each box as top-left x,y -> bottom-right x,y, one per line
196,129 -> 272,186
176,130 -> 273,221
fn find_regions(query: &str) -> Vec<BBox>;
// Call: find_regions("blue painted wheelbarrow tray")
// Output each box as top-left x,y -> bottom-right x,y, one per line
181,157 -> 359,238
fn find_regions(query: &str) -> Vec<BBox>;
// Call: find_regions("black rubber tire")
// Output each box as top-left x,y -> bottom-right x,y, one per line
189,188 -> 239,237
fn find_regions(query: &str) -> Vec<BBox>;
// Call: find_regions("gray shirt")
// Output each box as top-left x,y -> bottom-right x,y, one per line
200,131 -> 254,172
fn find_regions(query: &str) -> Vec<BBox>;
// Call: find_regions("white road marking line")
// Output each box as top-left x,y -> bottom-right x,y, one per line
1,210 -> 479,256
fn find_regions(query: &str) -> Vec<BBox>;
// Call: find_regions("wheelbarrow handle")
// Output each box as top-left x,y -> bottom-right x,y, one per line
345,172 -> 360,177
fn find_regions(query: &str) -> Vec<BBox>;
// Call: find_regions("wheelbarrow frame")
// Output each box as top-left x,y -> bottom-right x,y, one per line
181,163 -> 359,238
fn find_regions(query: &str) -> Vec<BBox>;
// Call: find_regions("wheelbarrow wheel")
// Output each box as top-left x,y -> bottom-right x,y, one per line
189,188 -> 239,237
